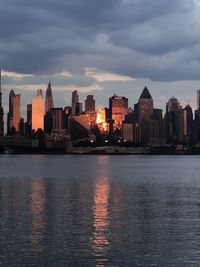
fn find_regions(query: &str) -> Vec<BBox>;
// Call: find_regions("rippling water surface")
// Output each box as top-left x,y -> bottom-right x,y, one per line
0,155 -> 200,266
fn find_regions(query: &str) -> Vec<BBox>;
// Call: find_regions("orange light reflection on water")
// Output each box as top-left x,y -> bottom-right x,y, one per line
92,173 -> 110,267
31,177 -> 45,249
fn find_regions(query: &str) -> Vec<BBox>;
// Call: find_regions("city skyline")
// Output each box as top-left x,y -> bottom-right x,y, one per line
2,83 -> 200,148
1,70 -> 200,121
1,79 -> 200,125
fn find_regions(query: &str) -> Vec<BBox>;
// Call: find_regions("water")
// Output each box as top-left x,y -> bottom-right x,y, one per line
0,155 -> 200,266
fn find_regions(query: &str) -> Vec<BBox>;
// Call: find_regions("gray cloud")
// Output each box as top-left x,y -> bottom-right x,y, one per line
0,0 -> 199,82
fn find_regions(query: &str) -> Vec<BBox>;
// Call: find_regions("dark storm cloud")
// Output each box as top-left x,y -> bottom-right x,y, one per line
0,0 -> 199,81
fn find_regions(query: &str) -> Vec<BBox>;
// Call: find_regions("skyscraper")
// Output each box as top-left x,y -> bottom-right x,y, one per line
109,95 -> 128,132
138,86 -> 153,122
85,95 -> 95,112
0,70 -> 4,136
71,90 -> 79,116
183,105 -> 193,142
197,89 -> 200,111
7,90 -> 21,134
166,97 -> 183,143
71,90 -> 82,116
27,104 -> 32,126
138,86 -> 154,143
26,104 -> 32,135
45,81 -> 54,113
12,94 -> 21,131
150,109 -> 164,145
51,108 -> 64,130
32,89 -> 44,131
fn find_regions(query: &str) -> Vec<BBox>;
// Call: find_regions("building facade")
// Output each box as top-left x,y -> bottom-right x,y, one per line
138,86 -> 154,144
0,70 -> 4,136
7,90 -> 21,134
32,90 -> 44,131
85,95 -> 95,112
166,97 -> 183,144
45,81 -> 54,113
109,95 -> 128,132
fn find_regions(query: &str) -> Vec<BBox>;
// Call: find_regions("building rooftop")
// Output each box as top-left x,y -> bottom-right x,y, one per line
139,86 -> 152,99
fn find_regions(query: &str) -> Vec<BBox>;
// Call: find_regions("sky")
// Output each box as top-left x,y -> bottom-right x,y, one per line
1,0 -> 200,118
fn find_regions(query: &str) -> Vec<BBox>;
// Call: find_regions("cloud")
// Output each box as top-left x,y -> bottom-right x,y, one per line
2,70 -> 33,79
0,0 -> 199,82
54,70 -> 73,78
84,68 -> 135,82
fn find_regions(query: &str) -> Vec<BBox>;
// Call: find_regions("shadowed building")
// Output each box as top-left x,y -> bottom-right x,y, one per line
197,89 -> 200,111
32,90 -> 44,131
19,118 -> 25,136
195,110 -> 200,143
123,122 -> 139,143
25,104 -> 32,135
194,90 -> 200,143
51,108 -> 64,130
0,70 -> 4,136
122,109 -> 139,143
71,90 -> 82,116
183,105 -> 193,143
69,116 -> 96,142
85,95 -> 95,112
150,109 -> 164,145
63,106 -> 72,130
138,86 -> 154,144
166,97 -> 183,144
45,82 -> 54,113
7,90 -> 21,135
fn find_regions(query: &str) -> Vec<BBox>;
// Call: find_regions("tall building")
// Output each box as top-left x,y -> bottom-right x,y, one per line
7,90 -> 15,134
75,102 -> 82,115
12,94 -> 21,131
85,95 -> 95,112
109,95 -> 128,132
7,90 -> 21,134
63,106 -> 72,130
194,90 -> 200,143
32,89 -> 44,131
183,105 -> 193,142
122,122 -> 139,143
44,107 -> 64,133
150,109 -> 164,145
71,90 -> 79,116
25,104 -> 32,135
71,90 -> 83,116
0,70 -> 4,136
138,86 -> 153,122
166,97 -> 183,143
51,108 -> 64,130
27,104 -> 32,126
138,86 -> 154,143
19,118 -> 25,136
197,89 -> 200,111
45,81 -> 54,113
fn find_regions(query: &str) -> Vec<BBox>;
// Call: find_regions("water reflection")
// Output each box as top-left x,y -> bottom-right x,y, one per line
0,155 -> 200,266
92,173 -> 110,266
31,177 -> 45,250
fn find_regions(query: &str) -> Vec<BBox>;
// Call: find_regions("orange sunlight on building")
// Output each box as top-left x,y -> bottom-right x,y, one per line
96,108 -> 109,133
32,90 -> 44,130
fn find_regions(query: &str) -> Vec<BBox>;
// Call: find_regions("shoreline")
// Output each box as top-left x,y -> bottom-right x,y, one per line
1,145 -> 200,155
